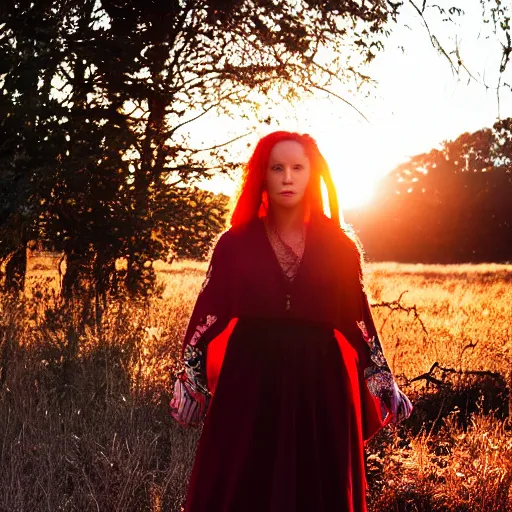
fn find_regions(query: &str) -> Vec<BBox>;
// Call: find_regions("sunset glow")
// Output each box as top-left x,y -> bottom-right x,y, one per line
196,0 -> 511,216
317,134 -> 392,211
197,129 -> 405,213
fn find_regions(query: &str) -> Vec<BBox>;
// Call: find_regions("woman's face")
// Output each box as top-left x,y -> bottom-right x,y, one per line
265,140 -> 311,211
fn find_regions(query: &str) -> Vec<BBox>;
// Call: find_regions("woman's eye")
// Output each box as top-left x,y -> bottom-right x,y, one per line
294,165 -> 303,171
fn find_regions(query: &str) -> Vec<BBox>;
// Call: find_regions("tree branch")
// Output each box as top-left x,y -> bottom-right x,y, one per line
309,83 -> 370,122
408,361 -> 504,387
372,290 -> 429,335
408,0 -> 457,74
186,132 -> 251,153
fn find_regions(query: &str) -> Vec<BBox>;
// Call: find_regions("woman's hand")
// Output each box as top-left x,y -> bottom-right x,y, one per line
170,373 -> 209,427
384,381 -> 413,424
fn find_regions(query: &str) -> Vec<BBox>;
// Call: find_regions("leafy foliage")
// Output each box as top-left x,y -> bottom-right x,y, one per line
346,119 -> 512,262
0,0 -> 398,298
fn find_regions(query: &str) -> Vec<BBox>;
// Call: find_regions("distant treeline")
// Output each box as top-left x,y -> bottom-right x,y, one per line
346,119 -> 512,263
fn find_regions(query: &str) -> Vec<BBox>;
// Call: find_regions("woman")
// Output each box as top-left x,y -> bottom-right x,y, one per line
170,131 -> 413,512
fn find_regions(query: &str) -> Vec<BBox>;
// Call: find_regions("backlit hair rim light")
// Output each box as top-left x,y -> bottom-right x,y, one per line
230,131 -> 340,229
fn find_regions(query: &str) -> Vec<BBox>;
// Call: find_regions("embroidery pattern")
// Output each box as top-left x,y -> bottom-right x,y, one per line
189,314 -> 217,346
364,366 -> 395,400
366,335 -> 391,370
264,218 -> 305,283
356,320 -> 370,342
170,314 -> 218,426
170,369 -> 210,427
357,321 -> 391,371
357,320 -> 395,418
183,344 -> 210,396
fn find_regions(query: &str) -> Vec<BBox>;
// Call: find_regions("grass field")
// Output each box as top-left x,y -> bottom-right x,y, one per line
1,256 -> 511,511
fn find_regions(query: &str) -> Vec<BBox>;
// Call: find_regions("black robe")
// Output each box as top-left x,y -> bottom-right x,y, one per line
170,214 -> 411,512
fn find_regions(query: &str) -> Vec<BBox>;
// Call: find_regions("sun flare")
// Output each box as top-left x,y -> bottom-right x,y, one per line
318,148 -> 381,212
317,130 -> 404,212
196,124 -> 408,215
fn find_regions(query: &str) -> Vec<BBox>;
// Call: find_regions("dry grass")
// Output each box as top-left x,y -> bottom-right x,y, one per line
364,262 -> 512,511
0,257 -> 511,510
367,262 -> 512,375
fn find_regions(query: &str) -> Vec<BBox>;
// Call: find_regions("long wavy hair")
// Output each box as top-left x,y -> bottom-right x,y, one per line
230,130 -> 364,280
230,131 -> 339,228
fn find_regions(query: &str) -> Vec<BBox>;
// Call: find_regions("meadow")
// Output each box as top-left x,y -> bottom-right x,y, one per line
0,255 -> 511,511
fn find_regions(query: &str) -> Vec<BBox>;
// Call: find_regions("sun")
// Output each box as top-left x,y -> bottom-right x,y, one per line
328,169 -> 378,211
196,125 -> 407,215
319,142 -> 381,211
316,131 -> 403,212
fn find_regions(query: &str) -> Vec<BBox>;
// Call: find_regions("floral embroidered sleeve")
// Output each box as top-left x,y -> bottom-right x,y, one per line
357,290 -> 413,425
170,232 -> 232,427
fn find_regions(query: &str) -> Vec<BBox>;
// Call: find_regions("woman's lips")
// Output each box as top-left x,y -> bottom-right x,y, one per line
279,191 -> 295,196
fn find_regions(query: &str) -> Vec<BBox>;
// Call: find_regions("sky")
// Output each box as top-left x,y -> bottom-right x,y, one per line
192,1 -> 512,210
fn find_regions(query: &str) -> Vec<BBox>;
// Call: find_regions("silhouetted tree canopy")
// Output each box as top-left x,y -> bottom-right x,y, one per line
0,0 -> 511,299
346,119 -> 512,263
0,0 -> 402,299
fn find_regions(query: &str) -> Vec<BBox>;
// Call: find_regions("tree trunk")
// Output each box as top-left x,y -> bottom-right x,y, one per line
125,41 -> 168,297
92,244 -> 118,324
3,245 -> 27,295
61,248 -> 94,301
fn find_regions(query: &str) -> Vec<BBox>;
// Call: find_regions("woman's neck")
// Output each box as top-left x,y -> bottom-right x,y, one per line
267,204 -> 306,235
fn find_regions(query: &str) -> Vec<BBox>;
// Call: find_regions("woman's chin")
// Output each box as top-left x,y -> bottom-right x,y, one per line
270,196 -> 304,210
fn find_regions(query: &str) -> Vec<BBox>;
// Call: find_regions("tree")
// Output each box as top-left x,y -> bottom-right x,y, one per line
346,120 -> 512,262
94,0 -> 403,294
1,0 -> 511,296
0,5 -> 65,293
161,189 -> 231,261
1,0 -> 400,298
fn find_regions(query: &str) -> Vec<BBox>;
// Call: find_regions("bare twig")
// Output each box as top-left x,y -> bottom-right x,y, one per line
309,83 -> 370,123
408,0 -> 457,74
186,132 -> 252,153
371,290 -> 429,335
408,361 -> 505,387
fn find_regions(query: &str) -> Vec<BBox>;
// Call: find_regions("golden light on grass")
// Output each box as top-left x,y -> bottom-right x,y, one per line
4,254 -> 511,510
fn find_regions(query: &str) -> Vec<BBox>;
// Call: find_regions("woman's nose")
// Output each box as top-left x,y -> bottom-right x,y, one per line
282,167 -> 293,183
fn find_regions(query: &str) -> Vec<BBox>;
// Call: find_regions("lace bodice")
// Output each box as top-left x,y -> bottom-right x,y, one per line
263,218 -> 306,283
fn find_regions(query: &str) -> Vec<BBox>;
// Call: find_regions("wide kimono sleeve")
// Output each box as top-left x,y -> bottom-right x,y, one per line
357,288 -> 413,434
170,231 -> 233,427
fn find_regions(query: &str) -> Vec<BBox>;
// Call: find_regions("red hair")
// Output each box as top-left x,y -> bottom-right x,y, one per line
230,130 -> 365,286
230,131 -> 340,228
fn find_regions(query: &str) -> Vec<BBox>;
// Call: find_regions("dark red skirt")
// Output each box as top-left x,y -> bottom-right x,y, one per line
184,317 -> 368,512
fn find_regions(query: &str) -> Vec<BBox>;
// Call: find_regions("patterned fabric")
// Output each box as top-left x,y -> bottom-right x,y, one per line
263,218 -> 306,283
170,235 -> 230,427
170,217 -> 413,430
357,319 -> 395,419
358,293 -> 413,424
170,322 -> 214,426
170,369 -> 209,426
190,315 -> 217,347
